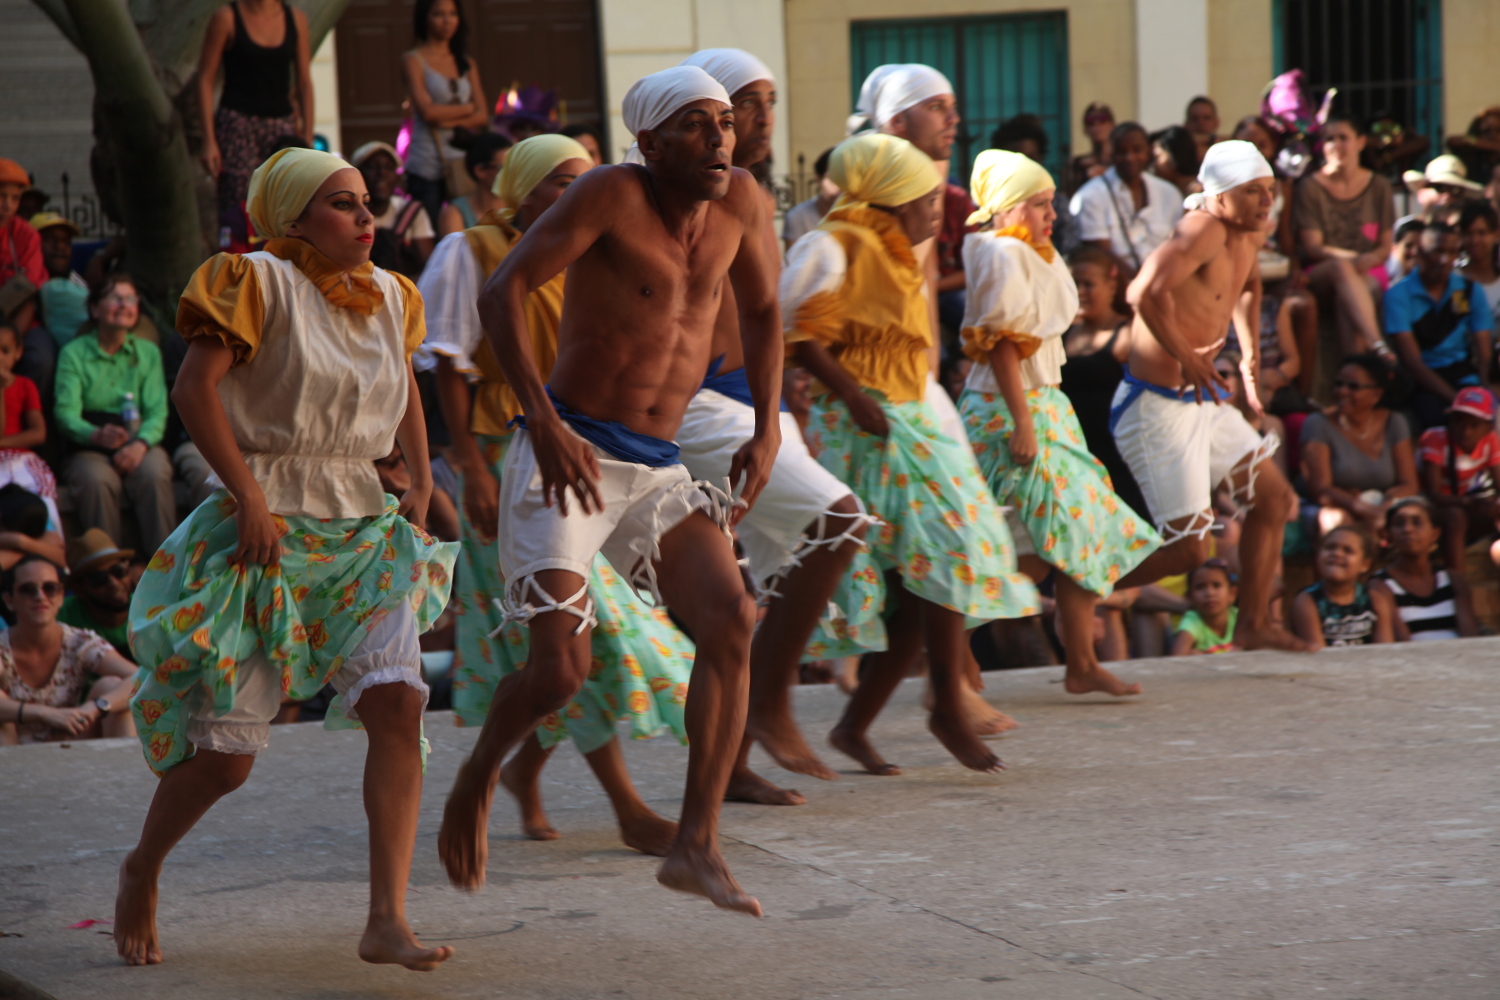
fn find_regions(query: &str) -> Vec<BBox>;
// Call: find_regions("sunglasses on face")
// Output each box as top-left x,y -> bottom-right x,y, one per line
16,581 -> 62,599
102,294 -> 139,307
83,562 -> 130,588
1333,379 -> 1379,391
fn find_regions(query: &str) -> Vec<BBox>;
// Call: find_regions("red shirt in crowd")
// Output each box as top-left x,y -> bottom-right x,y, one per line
937,183 -> 978,279
1417,425 -> 1500,496
2,376 -> 41,443
0,217 -> 47,290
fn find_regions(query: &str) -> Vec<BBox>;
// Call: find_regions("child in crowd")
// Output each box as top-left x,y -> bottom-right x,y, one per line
1384,217 -> 1425,287
1372,496 -> 1472,640
1416,386 -> 1500,572
1291,524 -> 1396,648
0,322 -> 54,525
1170,559 -> 1239,654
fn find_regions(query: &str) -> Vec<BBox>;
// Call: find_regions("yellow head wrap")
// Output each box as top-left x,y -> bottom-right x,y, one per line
828,133 -> 942,213
493,134 -> 593,223
246,147 -> 352,240
966,150 -> 1055,227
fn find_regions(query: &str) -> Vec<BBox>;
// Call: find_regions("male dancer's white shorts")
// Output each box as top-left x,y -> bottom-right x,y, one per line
1111,381 -> 1277,539
676,389 -> 852,590
498,425 -> 722,618
185,603 -> 427,756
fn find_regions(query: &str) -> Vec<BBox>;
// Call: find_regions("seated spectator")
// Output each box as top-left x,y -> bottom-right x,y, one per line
783,147 -> 838,252
1290,524 -> 1397,648
990,114 -> 1079,254
1372,496 -> 1475,640
1296,117 -> 1395,359
1386,222 -> 1496,428
351,141 -> 435,278
560,123 -> 605,166
57,528 -> 134,659
1170,559 -> 1239,655
1417,387 -> 1500,584
54,273 -> 175,554
0,321 -> 50,498
1149,125 -> 1203,198
1385,217 -> 1425,287
1458,201 -> 1500,317
1401,155 -> 1486,227
0,159 -> 50,387
0,483 -> 65,573
1446,107 -> 1500,197
1184,95 -> 1220,163
1067,102 -> 1114,195
1069,121 -> 1183,275
0,555 -> 136,745
30,212 -> 89,348
437,131 -> 514,236
1300,355 -> 1417,537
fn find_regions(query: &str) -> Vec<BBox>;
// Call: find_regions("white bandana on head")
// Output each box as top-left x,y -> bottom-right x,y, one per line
621,65 -> 732,165
848,64 -> 955,134
1183,139 -> 1275,210
679,48 -> 775,99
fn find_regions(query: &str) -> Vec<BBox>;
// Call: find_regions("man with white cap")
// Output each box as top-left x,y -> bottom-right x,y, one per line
1112,139 -> 1309,651
440,65 -> 781,917
673,48 -> 881,808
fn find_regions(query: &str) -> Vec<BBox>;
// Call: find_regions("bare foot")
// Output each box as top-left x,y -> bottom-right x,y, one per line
961,686 -> 1018,737
617,809 -> 679,856
499,755 -> 559,841
114,850 -> 162,966
658,846 -> 762,917
1064,665 -> 1143,697
828,725 -> 901,776
746,711 -> 839,782
927,710 -> 1006,773
438,761 -> 493,890
1233,623 -> 1314,652
725,767 -> 807,805
358,915 -> 455,971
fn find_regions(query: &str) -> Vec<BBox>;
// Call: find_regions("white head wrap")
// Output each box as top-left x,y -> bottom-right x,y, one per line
848,64 -> 955,134
1183,139 -> 1275,210
620,66 -> 732,165
680,48 -> 775,98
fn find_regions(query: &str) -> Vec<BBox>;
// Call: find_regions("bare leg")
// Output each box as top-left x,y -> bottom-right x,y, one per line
1227,458 -> 1312,651
922,636 -> 1017,736
653,513 -> 762,916
1287,288 -> 1319,396
356,683 -> 454,971
1308,258 -> 1381,355
115,748 -> 255,965
583,737 -> 679,856
439,569 -> 593,890
829,585 -> 922,775
1116,534 -> 1210,589
89,676 -> 137,739
921,598 -> 1005,773
499,733 -> 559,840
1055,574 -> 1141,696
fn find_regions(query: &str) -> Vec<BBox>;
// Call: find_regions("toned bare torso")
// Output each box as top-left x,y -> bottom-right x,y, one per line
705,186 -> 779,375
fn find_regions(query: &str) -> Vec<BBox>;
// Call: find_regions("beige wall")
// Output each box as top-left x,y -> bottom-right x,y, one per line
311,30 -> 342,155
1207,0 -> 1272,132
1444,0 -> 1500,142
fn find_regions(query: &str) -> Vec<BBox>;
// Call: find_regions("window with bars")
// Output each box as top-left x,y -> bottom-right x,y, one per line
1274,0 -> 1442,164
849,12 -> 1071,185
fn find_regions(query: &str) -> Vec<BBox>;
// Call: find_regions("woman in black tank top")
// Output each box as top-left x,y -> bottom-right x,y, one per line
196,0 -> 314,245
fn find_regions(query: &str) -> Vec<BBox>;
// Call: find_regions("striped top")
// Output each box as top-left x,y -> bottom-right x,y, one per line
1373,568 -> 1460,641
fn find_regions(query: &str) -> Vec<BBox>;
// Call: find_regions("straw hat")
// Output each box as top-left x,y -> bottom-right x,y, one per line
1402,154 -> 1484,192
28,212 -> 79,237
66,528 -> 133,576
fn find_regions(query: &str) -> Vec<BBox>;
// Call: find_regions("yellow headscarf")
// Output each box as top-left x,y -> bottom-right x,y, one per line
966,150 -> 1055,227
493,134 -> 593,223
828,133 -> 942,213
246,147 -> 352,240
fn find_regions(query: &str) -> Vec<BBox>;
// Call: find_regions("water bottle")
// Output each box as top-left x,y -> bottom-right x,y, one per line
121,392 -> 140,438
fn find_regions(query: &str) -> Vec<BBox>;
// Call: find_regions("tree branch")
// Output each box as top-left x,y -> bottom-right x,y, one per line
28,0 -> 83,50
62,0 -> 174,126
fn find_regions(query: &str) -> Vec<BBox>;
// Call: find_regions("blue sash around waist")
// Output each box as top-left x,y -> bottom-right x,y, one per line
513,386 -> 681,468
700,354 -> 788,412
1108,366 -> 1232,434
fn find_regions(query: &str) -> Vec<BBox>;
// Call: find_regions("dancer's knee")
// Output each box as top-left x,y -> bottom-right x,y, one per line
697,591 -> 757,660
522,644 -> 593,711
824,495 -> 871,543
194,750 -> 256,797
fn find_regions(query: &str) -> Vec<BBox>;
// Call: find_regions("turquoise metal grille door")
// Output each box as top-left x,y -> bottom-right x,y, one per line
850,13 -> 1071,185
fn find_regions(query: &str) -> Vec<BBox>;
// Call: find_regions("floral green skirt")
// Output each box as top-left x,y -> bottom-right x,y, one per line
450,434 -> 695,754
128,491 -> 458,775
805,391 -> 1039,621
959,386 -> 1161,596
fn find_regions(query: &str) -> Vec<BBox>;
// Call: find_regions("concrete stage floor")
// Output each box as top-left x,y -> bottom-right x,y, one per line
1,641 -> 1497,999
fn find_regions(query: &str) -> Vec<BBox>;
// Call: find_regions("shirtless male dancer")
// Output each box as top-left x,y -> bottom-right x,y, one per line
438,66 -> 782,916
1110,140 -> 1309,650
673,48 -> 877,807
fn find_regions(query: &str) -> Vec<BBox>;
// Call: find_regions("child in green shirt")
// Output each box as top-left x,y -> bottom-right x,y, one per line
1171,559 -> 1239,655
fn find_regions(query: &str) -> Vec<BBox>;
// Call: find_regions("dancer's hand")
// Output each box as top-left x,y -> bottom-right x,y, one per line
398,481 -> 432,530
532,419 -> 602,516
232,491 -> 282,567
1179,350 -> 1232,405
1007,423 -> 1038,465
728,424 -> 781,519
845,393 -> 890,437
460,465 -> 500,540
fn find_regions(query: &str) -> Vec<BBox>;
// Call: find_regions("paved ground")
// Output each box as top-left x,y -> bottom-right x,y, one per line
2,640 -> 1497,1000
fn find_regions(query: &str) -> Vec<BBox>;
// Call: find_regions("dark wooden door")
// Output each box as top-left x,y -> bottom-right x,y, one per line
335,0 -> 604,156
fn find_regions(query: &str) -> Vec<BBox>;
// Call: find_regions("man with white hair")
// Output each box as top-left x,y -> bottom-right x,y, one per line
674,48 -> 880,808
1112,140 -> 1310,651
438,65 -> 783,917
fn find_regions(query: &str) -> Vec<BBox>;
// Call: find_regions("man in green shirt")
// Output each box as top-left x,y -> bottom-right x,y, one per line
54,278 -> 176,553
58,528 -> 135,659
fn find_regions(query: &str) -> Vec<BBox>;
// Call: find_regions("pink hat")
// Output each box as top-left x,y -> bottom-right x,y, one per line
1448,386 -> 1496,421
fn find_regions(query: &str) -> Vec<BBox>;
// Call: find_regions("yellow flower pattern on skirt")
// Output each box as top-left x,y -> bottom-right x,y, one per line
450,435 -> 695,754
128,491 -> 457,776
806,390 -> 1039,620
959,386 -> 1161,597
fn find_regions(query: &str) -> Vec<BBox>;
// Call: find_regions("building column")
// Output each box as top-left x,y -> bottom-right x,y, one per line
1135,0 -> 1209,130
